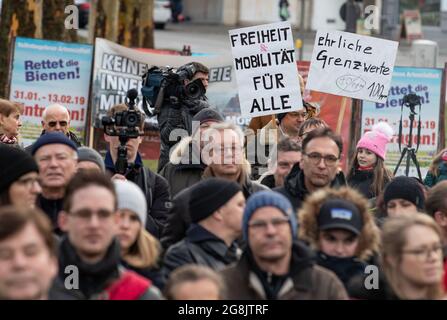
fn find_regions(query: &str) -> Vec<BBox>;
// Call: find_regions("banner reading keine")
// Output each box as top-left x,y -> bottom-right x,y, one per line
9,37 -> 93,147
92,38 -> 238,128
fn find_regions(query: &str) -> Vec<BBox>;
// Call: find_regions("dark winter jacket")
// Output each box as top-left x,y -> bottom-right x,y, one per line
424,162 -> 447,187
348,168 -> 391,199
316,252 -> 368,296
274,163 -> 347,212
161,224 -> 239,281
160,175 -> 269,250
49,237 -> 162,300
105,152 -> 171,239
25,130 -> 82,154
347,264 -> 398,300
159,141 -> 206,197
260,174 -> 276,189
220,241 -> 348,300
36,195 -> 64,235
157,97 -> 209,172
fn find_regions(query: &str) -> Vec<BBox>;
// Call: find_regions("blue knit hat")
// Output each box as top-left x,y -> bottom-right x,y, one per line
243,191 -> 297,242
31,132 -> 78,155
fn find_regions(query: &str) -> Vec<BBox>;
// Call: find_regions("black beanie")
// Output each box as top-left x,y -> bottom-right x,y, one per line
189,178 -> 242,223
0,144 -> 39,193
192,108 -> 224,124
383,176 -> 425,209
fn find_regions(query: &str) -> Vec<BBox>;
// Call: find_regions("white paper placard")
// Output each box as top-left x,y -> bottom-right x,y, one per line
306,30 -> 398,103
229,21 -> 303,118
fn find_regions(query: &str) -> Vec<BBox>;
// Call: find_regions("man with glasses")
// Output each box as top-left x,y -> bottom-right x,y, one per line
275,127 -> 346,212
25,104 -> 82,153
31,132 -> 78,235
50,171 -> 162,300
221,191 -> 347,299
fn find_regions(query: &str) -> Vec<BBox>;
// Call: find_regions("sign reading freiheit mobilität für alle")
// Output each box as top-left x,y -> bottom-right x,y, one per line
229,21 -> 303,118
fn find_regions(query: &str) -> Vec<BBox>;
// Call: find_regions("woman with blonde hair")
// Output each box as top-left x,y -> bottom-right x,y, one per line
299,187 -> 381,294
114,180 -> 163,289
424,148 -> 447,188
380,214 -> 445,300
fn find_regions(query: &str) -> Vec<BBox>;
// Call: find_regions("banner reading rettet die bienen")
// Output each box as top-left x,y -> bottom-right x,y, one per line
9,37 -> 93,147
361,66 -> 444,178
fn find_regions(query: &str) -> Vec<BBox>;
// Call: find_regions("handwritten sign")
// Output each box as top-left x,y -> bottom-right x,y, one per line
306,30 -> 398,103
229,21 -> 303,118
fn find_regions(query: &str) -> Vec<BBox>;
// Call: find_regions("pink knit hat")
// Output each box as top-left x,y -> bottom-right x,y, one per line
356,122 -> 394,160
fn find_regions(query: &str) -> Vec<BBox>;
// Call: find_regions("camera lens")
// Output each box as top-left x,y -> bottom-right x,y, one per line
126,113 -> 139,127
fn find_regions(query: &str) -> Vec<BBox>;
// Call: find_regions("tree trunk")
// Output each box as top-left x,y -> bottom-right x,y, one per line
42,0 -> 78,42
89,0 -> 120,43
0,0 -> 43,97
90,0 -> 154,48
139,0 -> 154,48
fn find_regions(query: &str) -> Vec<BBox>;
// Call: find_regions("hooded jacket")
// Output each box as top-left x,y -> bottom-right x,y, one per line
49,237 -> 162,300
159,137 -> 206,197
274,163 -> 347,212
220,241 -> 348,300
157,97 -> 208,172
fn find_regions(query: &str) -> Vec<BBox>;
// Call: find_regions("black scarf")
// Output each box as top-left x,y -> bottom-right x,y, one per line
316,251 -> 367,288
58,236 -> 121,298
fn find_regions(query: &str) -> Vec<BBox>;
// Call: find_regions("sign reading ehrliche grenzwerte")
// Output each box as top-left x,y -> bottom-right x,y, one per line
306,30 -> 398,103
229,21 -> 303,118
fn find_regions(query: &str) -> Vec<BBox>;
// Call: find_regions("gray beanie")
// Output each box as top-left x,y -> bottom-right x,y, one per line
113,180 -> 147,226
77,147 -> 105,173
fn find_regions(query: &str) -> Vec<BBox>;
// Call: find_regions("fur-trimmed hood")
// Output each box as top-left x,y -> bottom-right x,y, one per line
298,187 -> 381,261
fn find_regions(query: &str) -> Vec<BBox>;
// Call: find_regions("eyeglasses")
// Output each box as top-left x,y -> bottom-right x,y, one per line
402,243 -> 444,261
248,217 -> 290,231
15,177 -> 41,189
303,152 -> 339,167
48,121 -> 68,128
70,209 -> 114,220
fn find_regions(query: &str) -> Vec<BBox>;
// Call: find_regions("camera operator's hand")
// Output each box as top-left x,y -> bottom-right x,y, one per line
111,173 -> 127,181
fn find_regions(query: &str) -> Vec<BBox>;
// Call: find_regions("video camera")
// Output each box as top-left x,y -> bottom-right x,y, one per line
141,63 -> 206,115
102,88 -> 143,174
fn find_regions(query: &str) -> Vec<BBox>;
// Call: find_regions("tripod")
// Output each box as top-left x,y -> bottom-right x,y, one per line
393,94 -> 422,181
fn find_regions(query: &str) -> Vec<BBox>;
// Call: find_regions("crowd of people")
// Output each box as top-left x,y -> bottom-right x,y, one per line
1,65 -> 447,301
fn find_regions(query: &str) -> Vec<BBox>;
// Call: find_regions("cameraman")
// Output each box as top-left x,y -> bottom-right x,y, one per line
157,62 -> 210,172
104,103 -> 171,239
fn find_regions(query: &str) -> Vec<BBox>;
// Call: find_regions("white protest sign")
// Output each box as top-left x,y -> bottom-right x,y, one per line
229,21 -> 303,118
306,30 -> 398,103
